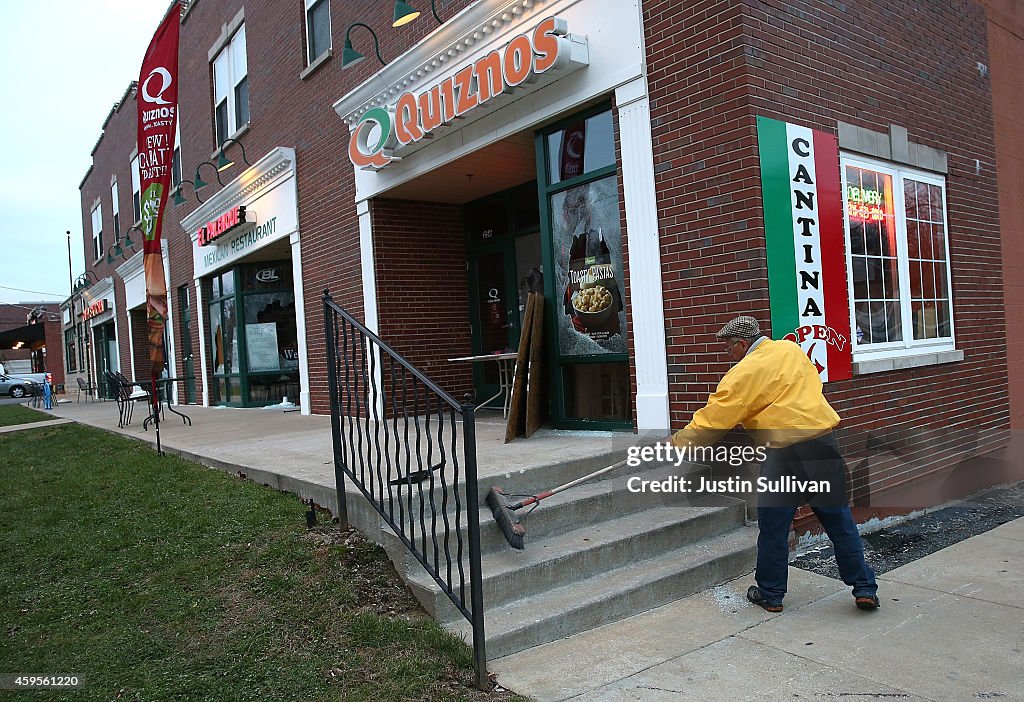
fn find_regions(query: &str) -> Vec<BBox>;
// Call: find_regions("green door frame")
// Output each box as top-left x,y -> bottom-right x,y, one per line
535,102 -> 632,431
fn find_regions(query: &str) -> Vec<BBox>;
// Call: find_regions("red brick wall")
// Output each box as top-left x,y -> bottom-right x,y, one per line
371,199 -> 474,400
644,0 -> 1009,504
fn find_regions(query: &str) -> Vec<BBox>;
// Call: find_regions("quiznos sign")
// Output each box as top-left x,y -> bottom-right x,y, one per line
349,16 -> 576,170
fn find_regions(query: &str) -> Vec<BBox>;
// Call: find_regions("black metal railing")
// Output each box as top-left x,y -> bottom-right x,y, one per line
323,291 -> 487,688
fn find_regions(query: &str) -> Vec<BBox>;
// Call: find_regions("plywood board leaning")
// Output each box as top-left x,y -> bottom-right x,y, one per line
525,293 -> 546,437
504,292 -> 535,443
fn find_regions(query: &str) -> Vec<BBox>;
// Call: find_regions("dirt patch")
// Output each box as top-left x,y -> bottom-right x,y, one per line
794,481 -> 1024,578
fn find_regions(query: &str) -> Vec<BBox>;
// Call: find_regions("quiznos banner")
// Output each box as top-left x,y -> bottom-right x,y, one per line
137,6 -> 180,377
757,116 -> 852,382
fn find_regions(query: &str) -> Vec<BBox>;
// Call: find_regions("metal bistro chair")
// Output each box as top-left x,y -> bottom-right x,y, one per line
104,371 -> 150,428
76,376 -> 97,402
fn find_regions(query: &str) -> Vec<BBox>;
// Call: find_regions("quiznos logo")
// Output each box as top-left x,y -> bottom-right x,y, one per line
141,66 -> 176,122
349,16 -> 573,170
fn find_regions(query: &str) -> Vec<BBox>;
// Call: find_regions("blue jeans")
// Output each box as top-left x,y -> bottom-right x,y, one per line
755,433 -> 877,604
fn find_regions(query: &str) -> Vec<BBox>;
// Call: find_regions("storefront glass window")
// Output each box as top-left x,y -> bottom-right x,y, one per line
243,292 -> 298,372
546,110 -> 615,185
842,157 -> 954,353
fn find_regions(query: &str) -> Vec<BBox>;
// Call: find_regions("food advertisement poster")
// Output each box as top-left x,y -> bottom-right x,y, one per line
245,323 -> 281,372
552,174 -> 627,356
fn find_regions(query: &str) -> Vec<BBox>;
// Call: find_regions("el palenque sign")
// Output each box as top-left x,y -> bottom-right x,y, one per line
82,299 -> 109,320
198,206 -> 248,246
348,16 -> 578,170
757,116 -> 852,382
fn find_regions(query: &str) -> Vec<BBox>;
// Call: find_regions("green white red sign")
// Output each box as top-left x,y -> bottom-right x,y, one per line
757,116 -> 852,382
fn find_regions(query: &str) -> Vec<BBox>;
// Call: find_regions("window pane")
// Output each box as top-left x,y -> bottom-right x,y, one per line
903,178 -> 918,219
561,362 -> 630,421
172,148 -> 181,188
221,271 -> 235,297
215,100 -> 228,147
308,0 -> 331,62
232,26 -> 248,82
213,51 -> 230,105
243,292 -> 298,372
936,299 -> 951,337
209,302 -> 224,373
932,223 -> 946,260
547,109 -> 615,184
234,77 -> 249,128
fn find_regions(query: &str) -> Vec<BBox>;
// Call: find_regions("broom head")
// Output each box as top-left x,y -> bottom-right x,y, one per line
486,486 -> 525,550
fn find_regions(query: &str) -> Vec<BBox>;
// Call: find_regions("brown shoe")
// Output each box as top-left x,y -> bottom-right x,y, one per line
747,586 -> 783,612
855,595 -> 880,610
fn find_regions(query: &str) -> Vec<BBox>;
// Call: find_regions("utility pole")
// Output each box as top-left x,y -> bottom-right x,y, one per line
66,230 -> 73,296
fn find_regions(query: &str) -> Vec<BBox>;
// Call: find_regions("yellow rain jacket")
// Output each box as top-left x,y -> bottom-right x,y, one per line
671,338 -> 840,449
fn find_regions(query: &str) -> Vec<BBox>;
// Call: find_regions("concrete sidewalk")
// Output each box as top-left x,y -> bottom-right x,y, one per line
38,401 -> 1024,700
491,517 -> 1024,701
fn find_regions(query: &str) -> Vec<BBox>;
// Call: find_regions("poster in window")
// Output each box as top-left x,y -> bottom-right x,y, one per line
245,322 -> 281,372
551,175 -> 627,356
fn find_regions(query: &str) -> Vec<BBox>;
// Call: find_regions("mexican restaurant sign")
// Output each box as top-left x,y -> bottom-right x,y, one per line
349,16 -> 580,170
757,116 -> 852,382
82,299 -> 109,321
198,205 -> 248,246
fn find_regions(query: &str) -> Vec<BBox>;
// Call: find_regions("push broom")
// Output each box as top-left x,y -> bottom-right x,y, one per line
486,459 -> 630,549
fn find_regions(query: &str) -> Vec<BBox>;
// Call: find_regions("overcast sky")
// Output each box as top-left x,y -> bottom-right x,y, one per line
0,1 -> 169,307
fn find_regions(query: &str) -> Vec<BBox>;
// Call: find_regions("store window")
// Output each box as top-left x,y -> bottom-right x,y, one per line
213,25 -> 249,147
842,156 -> 954,358
207,263 -> 298,406
91,203 -> 103,262
171,122 -> 182,189
305,0 -> 331,64
539,105 -> 631,427
65,329 -> 77,373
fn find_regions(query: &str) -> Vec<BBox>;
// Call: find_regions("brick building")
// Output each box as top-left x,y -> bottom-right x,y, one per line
0,303 -> 63,390
70,0 -> 1021,522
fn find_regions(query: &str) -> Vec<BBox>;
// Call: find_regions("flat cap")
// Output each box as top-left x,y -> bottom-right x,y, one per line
716,315 -> 762,340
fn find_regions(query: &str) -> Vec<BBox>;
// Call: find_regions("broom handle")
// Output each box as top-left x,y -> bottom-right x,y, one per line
513,459 -> 629,509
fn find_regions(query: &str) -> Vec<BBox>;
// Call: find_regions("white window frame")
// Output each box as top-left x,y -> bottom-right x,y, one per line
305,0 -> 332,65
131,155 -> 141,224
841,154 -> 956,362
171,121 -> 182,189
91,203 -> 103,262
213,25 -> 249,146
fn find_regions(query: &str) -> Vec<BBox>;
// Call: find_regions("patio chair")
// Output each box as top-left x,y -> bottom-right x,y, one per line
76,376 -> 96,402
114,372 -> 151,427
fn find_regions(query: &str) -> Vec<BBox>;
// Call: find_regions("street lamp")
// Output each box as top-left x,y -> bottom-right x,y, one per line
193,161 -> 224,191
215,137 -> 251,173
392,0 -> 442,27
172,179 -> 205,206
342,23 -> 386,69
106,226 -> 141,264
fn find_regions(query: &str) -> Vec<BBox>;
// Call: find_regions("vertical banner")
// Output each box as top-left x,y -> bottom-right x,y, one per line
137,6 -> 180,380
757,116 -> 852,382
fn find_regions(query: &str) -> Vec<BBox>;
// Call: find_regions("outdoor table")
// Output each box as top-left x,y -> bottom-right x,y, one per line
137,376 -> 195,430
448,352 -> 518,417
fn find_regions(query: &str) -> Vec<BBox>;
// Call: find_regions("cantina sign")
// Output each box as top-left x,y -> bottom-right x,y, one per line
349,16 -> 577,170
198,205 -> 248,246
82,299 -> 109,320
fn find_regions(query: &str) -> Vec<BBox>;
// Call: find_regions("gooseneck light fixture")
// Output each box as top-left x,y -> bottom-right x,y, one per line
172,179 -> 205,206
392,0 -> 441,27
216,137 -> 252,173
342,22 -> 386,68
106,226 -> 141,265
73,270 -> 99,292
193,161 -> 225,191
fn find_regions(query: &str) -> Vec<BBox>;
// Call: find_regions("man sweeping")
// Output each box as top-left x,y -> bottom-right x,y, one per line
671,315 -> 878,613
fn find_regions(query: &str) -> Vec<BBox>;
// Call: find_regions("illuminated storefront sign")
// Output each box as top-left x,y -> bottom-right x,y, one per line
198,205 -> 248,246
348,16 -> 577,170
846,185 -> 885,222
82,299 -> 109,320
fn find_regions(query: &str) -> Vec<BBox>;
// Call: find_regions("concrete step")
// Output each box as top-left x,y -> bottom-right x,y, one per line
445,526 -> 757,659
404,500 -> 747,614
381,458 -> 726,560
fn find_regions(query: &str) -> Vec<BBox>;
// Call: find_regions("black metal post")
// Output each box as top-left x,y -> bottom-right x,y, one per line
461,403 -> 488,689
324,291 -> 349,528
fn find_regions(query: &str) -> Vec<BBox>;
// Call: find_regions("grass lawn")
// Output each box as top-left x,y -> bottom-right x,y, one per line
0,404 -> 50,427
0,421 -> 526,702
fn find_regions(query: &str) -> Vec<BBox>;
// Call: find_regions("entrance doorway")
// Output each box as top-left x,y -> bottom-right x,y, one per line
465,182 -> 542,407
94,322 -> 118,399
178,285 -> 196,403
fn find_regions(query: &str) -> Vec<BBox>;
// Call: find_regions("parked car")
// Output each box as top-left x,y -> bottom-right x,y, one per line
0,374 -> 41,398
